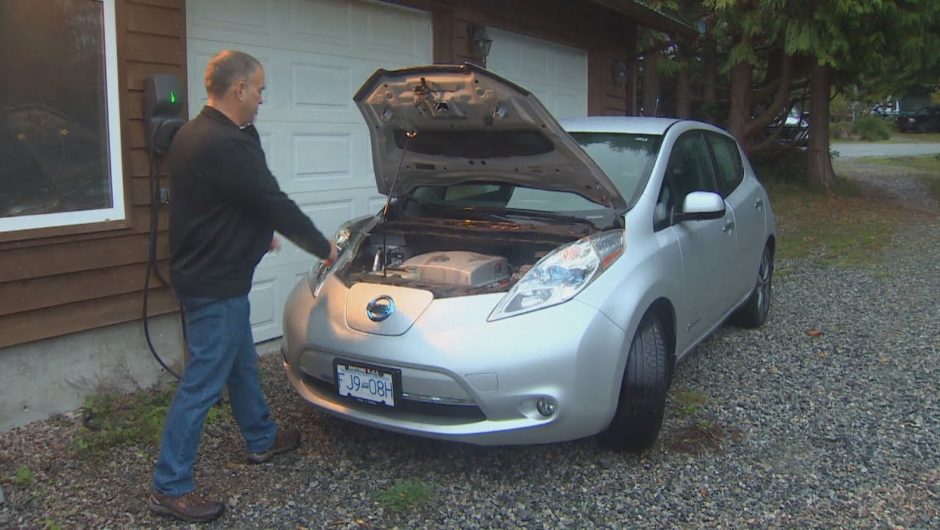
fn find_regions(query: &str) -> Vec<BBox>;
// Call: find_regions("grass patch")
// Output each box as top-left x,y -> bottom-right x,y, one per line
767,184 -> 901,266
664,420 -> 743,455
374,479 -> 433,513
672,387 -> 710,417
13,465 -> 34,487
865,154 -> 940,202
891,132 -> 940,143
753,148 -> 919,267
834,132 -> 940,144
73,386 -> 173,458
72,384 -> 234,459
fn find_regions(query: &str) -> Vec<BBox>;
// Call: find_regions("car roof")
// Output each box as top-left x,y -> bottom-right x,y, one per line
560,116 -> 681,135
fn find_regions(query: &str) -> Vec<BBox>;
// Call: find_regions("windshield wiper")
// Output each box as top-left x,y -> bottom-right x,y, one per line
469,206 -> 599,227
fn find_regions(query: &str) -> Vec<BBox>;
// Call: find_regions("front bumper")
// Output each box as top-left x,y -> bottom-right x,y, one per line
282,276 -> 628,445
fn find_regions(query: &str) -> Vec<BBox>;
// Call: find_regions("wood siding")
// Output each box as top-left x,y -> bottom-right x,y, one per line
0,0 -> 648,349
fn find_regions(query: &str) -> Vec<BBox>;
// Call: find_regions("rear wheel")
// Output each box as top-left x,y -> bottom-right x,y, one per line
599,313 -> 668,452
732,244 -> 773,328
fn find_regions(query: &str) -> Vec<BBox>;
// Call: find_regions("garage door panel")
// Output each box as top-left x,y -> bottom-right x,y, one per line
188,0 -> 430,341
554,49 -> 586,77
516,50 -> 551,81
247,276 -> 279,340
368,196 -> 388,214
190,0 -> 273,37
288,0 -> 353,47
291,132 -> 354,187
486,28 -> 587,120
290,62 -> 353,110
553,94 -> 583,121
189,1 -> 428,65
259,122 -> 372,194
364,7 -> 428,58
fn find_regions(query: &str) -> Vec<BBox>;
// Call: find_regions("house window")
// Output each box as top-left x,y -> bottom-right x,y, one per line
0,0 -> 124,233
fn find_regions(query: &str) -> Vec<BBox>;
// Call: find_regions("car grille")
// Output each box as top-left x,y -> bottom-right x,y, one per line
301,372 -> 487,421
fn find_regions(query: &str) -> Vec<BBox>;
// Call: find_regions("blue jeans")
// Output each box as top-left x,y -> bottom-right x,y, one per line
152,295 -> 277,496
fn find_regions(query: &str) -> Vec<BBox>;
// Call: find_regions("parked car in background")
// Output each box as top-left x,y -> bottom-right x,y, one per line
766,106 -> 808,146
281,64 -> 777,452
869,102 -> 899,119
896,106 -> 940,133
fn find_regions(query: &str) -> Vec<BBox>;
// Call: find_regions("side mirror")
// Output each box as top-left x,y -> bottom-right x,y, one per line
676,191 -> 725,222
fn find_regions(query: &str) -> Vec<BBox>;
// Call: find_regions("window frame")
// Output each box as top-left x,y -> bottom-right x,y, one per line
705,132 -> 744,197
654,131 -> 718,231
0,0 -> 125,235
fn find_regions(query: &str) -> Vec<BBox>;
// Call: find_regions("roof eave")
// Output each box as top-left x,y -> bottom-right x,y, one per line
588,0 -> 700,41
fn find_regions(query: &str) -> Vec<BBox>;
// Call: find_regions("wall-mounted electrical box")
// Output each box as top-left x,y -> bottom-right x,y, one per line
143,74 -> 186,155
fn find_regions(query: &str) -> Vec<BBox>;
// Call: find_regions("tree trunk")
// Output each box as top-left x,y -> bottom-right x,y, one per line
703,38 -> 717,102
642,51 -> 661,116
727,61 -> 753,153
676,63 -> 692,118
807,62 -> 836,190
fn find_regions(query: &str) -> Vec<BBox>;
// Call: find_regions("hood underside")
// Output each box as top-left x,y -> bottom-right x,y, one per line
354,63 -> 626,209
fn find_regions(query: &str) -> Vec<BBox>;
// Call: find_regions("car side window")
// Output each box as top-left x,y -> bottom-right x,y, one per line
655,132 -> 717,230
707,133 -> 744,196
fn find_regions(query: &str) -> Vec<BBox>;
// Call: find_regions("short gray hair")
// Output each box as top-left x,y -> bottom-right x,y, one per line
204,50 -> 261,98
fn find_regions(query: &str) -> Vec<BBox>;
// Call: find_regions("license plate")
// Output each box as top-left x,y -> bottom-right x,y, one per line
334,361 -> 398,407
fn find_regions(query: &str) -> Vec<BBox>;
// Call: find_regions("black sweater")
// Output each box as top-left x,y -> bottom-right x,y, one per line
168,106 -> 331,298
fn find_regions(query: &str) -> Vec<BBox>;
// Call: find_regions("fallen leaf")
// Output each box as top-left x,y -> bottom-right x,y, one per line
816,350 -> 829,358
805,329 -> 823,337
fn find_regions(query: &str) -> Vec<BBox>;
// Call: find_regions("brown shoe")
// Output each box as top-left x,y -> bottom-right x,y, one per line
246,428 -> 300,464
148,490 -> 225,522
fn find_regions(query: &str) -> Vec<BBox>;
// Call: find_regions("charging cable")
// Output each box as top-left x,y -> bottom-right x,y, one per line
143,124 -> 183,380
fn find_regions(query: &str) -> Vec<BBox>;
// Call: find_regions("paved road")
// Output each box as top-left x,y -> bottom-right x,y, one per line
831,142 -> 940,158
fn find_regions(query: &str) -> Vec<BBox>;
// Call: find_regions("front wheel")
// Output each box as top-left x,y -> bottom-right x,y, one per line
732,244 -> 774,328
599,313 -> 669,452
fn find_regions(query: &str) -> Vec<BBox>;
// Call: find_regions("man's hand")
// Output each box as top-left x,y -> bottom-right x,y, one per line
324,240 -> 339,265
269,235 -> 282,253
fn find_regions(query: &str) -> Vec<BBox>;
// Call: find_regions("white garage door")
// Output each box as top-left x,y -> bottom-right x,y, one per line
187,0 -> 432,342
485,28 -> 588,120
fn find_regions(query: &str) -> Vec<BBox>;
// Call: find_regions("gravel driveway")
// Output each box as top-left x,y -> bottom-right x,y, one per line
1,163 -> 938,529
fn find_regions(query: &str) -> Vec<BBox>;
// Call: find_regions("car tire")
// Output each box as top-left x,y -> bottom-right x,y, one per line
732,244 -> 773,328
599,313 -> 668,452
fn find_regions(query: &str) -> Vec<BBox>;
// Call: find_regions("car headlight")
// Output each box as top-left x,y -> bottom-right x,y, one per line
488,230 -> 624,321
307,219 -> 358,296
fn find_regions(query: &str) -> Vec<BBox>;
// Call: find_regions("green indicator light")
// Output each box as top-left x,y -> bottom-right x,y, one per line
169,91 -> 177,104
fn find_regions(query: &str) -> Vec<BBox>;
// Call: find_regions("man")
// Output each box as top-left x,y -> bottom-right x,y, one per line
148,50 -> 338,523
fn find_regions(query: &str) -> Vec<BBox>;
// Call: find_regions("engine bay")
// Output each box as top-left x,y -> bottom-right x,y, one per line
333,220 -> 583,297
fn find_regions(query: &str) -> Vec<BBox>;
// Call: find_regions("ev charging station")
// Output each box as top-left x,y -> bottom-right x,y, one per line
142,74 -> 187,378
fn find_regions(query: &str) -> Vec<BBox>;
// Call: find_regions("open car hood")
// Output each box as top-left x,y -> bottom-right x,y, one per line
354,64 -> 627,209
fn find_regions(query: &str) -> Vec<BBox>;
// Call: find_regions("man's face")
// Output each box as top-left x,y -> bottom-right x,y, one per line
237,66 -> 265,126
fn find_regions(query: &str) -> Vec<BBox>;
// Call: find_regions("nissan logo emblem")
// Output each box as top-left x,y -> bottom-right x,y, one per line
366,295 -> 396,322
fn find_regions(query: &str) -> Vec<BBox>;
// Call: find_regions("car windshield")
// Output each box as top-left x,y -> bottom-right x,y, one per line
568,132 -> 662,202
407,183 -> 606,215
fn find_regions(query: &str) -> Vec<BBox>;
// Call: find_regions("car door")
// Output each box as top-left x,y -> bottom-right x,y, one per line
657,130 -> 737,346
706,132 -> 765,303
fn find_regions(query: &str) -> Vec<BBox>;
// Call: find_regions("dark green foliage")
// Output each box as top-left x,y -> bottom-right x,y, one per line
72,386 -> 173,458
850,116 -> 892,141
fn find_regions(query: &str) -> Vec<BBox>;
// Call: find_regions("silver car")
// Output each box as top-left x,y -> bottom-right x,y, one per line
281,64 -> 775,451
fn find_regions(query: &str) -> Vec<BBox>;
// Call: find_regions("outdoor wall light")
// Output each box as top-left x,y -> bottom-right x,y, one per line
611,60 -> 629,88
467,23 -> 493,59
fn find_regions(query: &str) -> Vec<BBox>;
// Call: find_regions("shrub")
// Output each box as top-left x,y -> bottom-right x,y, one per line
850,116 -> 892,141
